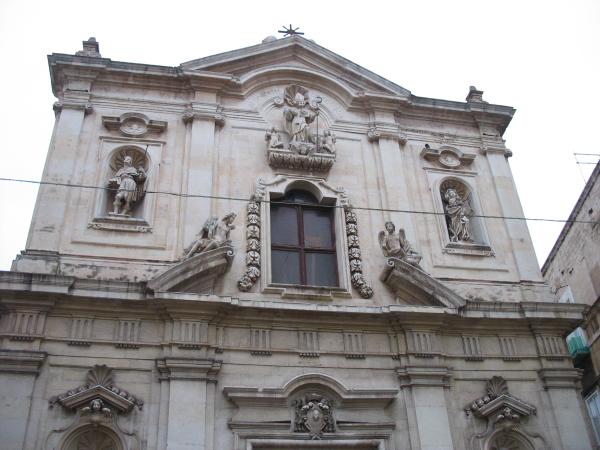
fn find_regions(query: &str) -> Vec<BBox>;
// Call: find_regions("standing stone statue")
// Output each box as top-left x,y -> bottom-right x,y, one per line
283,85 -> 318,148
182,213 -> 236,260
378,221 -> 422,266
108,155 -> 146,216
443,188 -> 472,242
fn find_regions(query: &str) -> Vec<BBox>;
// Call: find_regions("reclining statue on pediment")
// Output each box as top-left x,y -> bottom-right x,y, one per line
378,221 -> 422,267
182,213 -> 236,260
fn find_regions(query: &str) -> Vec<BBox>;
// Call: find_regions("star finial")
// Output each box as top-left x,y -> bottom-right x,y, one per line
278,24 -> 304,37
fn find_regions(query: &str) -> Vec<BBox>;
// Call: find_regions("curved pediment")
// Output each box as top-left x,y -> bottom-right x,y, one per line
148,246 -> 235,293
380,258 -> 466,308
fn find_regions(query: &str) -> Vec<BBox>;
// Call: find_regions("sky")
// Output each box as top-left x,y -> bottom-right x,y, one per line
0,0 -> 598,271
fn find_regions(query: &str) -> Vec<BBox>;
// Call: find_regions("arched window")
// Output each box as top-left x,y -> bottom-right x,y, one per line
61,426 -> 123,450
487,431 -> 534,450
270,189 -> 338,287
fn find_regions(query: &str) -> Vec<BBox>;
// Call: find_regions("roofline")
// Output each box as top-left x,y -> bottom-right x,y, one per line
181,35 -> 413,97
542,161 -> 600,274
47,38 -> 515,127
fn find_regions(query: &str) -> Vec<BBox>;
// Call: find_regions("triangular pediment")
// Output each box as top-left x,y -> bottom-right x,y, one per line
180,36 -> 411,100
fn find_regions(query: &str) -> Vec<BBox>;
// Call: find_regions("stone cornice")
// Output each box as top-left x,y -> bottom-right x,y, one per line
47,40 -> 515,129
0,271 -> 588,327
0,349 -> 46,374
224,372 -> 397,408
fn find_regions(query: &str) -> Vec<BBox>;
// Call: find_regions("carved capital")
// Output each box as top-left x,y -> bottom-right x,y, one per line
538,368 -> 583,390
53,101 -> 93,115
182,108 -> 226,127
0,350 -> 46,374
366,127 -> 381,142
397,366 -> 452,387
156,357 -> 222,381
481,145 -> 512,158
367,123 -> 406,144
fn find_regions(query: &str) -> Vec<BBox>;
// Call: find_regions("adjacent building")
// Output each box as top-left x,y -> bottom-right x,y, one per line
0,36 -> 595,450
543,161 -> 600,445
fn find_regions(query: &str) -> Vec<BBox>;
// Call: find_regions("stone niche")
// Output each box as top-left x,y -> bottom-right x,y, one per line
265,84 -> 336,173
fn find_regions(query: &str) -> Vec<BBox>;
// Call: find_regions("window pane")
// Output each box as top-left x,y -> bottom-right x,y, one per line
303,208 -> 333,248
271,250 -> 301,284
305,252 -> 337,287
285,189 -> 318,204
271,206 -> 298,245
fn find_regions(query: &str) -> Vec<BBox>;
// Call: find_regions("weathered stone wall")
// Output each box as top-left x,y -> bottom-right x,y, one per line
14,37 -> 547,307
0,280 -> 594,450
2,37 -> 595,450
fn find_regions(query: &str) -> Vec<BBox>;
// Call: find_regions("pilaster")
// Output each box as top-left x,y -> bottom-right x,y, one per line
367,121 -> 416,252
181,104 -> 225,247
475,117 -> 540,282
27,97 -> 92,253
397,366 -> 454,450
0,350 -> 45,450
538,368 -> 595,450
156,357 -> 221,450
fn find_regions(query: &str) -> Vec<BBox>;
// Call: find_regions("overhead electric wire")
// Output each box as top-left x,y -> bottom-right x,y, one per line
0,176 -> 597,225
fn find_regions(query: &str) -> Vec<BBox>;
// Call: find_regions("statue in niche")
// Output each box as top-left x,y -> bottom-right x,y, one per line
182,213 -> 236,260
108,154 -> 147,216
283,85 -> 319,154
378,221 -> 422,266
265,127 -> 284,149
442,186 -> 473,242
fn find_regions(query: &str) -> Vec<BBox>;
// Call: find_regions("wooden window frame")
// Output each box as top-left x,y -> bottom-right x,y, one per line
270,194 -> 338,287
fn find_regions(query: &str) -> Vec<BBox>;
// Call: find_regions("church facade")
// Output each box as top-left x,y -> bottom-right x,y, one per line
0,36 -> 594,450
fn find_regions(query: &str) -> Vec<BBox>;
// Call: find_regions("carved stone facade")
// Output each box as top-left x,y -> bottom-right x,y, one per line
1,36 -> 595,450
